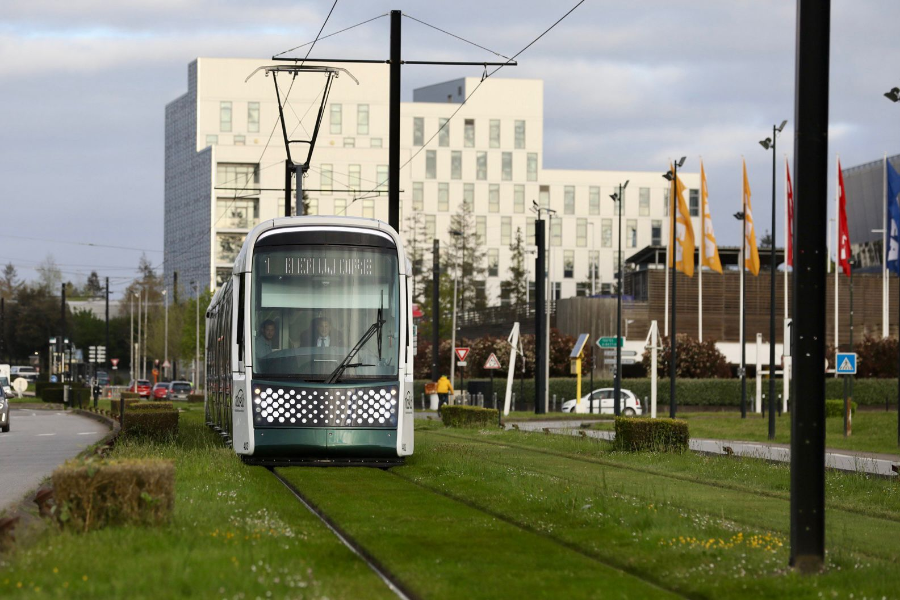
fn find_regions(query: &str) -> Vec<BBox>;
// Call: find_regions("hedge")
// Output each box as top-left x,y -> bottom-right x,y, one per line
614,417 -> 689,452
129,401 -> 175,411
42,386 -> 92,406
109,398 -> 141,416
413,378 -> 899,408
52,458 -> 175,532
120,391 -> 142,400
187,394 -> 204,403
825,399 -> 858,418
440,406 -> 499,429
122,409 -> 179,439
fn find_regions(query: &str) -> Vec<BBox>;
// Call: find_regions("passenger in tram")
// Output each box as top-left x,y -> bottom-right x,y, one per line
255,319 -> 277,362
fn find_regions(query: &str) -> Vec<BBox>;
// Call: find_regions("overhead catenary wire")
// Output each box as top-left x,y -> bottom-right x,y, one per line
401,13 -> 511,60
273,13 -> 389,58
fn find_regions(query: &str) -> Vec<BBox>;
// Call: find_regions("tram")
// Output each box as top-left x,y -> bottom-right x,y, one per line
205,216 -> 415,465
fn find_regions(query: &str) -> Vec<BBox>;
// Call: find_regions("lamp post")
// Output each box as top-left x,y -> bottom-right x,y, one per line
162,289 -> 168,381
760,120 -> 788,440
663,158 -> 686,419
610,180 -> 629,416
449,229 -> 463,396
191,281 -> 199,390
886,86 -> 900,448
734,210 -> 748,418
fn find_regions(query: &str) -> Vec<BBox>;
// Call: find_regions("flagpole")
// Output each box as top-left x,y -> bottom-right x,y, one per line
740,164 -> 747,419
784,156 -> 790,414
665,189 -> 670,337
784,156 -> 789,321
884,152 -> 889,339
834,155 -> 839,377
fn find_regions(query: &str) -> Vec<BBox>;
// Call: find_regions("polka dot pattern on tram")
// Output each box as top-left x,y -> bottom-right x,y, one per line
251,385 -> 399,428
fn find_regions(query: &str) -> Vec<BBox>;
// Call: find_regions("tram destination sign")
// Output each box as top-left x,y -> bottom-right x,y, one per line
264,255 -> 375,276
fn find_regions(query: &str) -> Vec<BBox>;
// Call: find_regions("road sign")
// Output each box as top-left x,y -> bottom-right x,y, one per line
162,360 -> 171,369
454,347 -> 470,362
603,358 -> 617,365
836,352 -> 857,375
621,358 -> 637,365
456,361 -> 467,367
621,350 -> 638,357
12,378 -> 28,394
484,353 -> 502,370
603,350 -> 617,357
597,337 -> 625,349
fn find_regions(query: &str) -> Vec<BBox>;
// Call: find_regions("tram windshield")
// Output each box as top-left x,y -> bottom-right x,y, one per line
251,245 -> 400,382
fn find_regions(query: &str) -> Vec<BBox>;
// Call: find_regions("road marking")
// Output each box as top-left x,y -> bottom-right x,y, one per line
36,433 -> 56,437
77,432 -> 97,435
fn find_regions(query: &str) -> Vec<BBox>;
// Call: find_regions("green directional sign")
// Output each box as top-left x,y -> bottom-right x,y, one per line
597,336 -> 625,348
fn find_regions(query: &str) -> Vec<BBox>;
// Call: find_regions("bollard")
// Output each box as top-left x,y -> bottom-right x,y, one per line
63,385 -> 69,407
421,393 -> 425,410
777,394 -> 782,417
552,394 -> 557,412
493,392 -> 497,410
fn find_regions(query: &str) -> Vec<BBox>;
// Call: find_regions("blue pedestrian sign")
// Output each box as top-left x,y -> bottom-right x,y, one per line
835,352 -> 857,375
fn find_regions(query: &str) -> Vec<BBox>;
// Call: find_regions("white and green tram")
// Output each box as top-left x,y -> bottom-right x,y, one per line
205,216 -> 415,465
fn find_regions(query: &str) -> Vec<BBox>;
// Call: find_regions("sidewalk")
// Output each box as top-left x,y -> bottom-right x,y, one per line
508,420 -> 899,478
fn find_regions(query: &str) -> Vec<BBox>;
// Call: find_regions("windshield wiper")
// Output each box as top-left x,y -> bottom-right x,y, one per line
326,304 -> 384,384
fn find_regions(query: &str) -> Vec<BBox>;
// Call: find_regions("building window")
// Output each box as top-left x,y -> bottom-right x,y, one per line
613,252 -> 621,271
347,165 -> 360,190
334,198 -> 347,215
412,182 -> 424,211
626,219 -> 637,248
216,233 -> 244,263
205,135 -> 218,147
576,283 -> 590,297
277,197 -> 295,217
488,248 -> 499,277
451,151 -> 462,180
307,198 -> 319,216
216,163 -> 259,187
464,183 -> 474,208
464,119 -> 475,147
439,118 -> 449,147
515,120 -> 525,149
476,216 -> 486,241
640,187 -> 650,216
527,218 -> 536,245
371,137 -> 383,148
426,150 -> 436,179
330,104 -> 342,134
247,102 -> 260,133
319,164 -> 333,195
343,137 -> 355,148
425,215 -> 436,239
564,250 -> 575,278
551,219 -> 562,247
589,186 -> 600,215
501,217 -> 512,245
552,282 -> 561,300
664,188 -> 670,216
601,218 -> 612,247
362,199 -> 375,218
539,185 -> 550,209
413,117 -> 424,146
377,165 -> 389,191
357,104 -> 369,135
220,101 -> 232,132
234,135 -> 245,146
564,186 -> 575,215
438,183 -> 449,212
502,152 -> 512,181
527,153 -> 538,181
576,218 -> 587,247
489,119 -> 500,148
652,220 -> 662,246
689,189 -> 700,217
590,250 -> 600,279
489,184 -> 500,213
476,152 -> 487,180
514,185 -> 525,213
216,198 -> 259,229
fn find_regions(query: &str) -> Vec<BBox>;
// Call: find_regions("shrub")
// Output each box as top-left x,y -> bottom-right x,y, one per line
855,335 -> 899,378
129,401 -> 174,411
824,399 -> 858,418
642,334 -> 731,379
614,417 -> 689,452
122,409 -> 179,439
109,398 -> 141,416
440,405 -> 499,429
120,391 -> 141,400
42,386 -> 92,406
187,394 -> 204,403
52,458 -> 175,532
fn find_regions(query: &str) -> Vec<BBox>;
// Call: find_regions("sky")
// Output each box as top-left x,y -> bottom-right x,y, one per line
2,0 -> 899,300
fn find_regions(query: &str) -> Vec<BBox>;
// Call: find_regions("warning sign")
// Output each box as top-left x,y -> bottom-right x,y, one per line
454,347 -> 470,362
484,353 -> 502,370
836,352 -> 857,375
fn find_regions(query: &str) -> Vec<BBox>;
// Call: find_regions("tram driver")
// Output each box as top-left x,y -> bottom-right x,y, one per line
307,316 -> 343,348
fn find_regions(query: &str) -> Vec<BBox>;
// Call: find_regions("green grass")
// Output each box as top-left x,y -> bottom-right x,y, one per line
590,411 -> 900,456
505,410 -> 610,421
0,410 -> 395,599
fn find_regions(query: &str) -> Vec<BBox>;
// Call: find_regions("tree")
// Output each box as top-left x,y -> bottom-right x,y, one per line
503,227 -> 528,312
759,229 -> 773,249
641,334 -> 731,378
0,263 -> 19,300
404,211 -> 432,305
85,271 -> 104,297
36,255 -> 62,292
447,200 -> 487,313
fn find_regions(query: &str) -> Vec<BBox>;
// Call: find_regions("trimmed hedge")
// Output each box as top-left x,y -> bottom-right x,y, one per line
52,458 -> 175,532
825,399 -> 858,418
42,386 -> 92,406
120,391 -> 141,400
187,394 -> 204,403
122,409 -> 179,439
440,405 -> 499,429
614,417 -> 690,452
109,398 -> 141,416
129,401 -> 175,411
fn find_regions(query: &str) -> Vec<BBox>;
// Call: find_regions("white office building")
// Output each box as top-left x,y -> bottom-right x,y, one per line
164,57 -> 701,302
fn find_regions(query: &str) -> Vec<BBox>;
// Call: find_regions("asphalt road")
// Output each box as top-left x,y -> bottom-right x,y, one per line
0,409 -> 109,513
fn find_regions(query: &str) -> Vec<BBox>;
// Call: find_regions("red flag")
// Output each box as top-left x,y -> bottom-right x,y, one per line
786,159 -> 794,267
838,160 -> 852,276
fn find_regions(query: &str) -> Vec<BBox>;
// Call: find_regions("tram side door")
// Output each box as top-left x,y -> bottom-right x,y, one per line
231,272 -> 252,455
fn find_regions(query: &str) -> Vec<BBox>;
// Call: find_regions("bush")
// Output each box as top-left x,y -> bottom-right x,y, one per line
109,398 -> 141,416
129,401 -> 175,411
123,409 -> 179,439
52,458 -> 175,532
440,406 -> 499,429
187,394 -> 204,403
642,334 -> 731,378
120,391 -> 141,400
614,417 -> 689,452
855,335 -> 899,377
42,386 -> 92,406
824,399 -> 858,418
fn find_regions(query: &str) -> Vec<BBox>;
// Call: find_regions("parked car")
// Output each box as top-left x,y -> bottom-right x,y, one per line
128,379 -> 152,398
0,386 -> 9,432
0,364 -> 11,397
561,388 -> 643,416
151,382 -> 170,400
167,381 -> 193,401
11,366 -> 38,382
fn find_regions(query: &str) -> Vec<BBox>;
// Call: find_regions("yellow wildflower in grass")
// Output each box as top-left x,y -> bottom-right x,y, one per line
52,567 -> 58,574
82,575 -> 88,581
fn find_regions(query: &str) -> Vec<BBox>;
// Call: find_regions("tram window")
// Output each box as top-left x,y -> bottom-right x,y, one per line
237,273 -> 245,363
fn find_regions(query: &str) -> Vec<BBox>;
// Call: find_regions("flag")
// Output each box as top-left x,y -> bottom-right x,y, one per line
742,160 -> 761,275
700,161 -> 723,273
837,160 -> 851,277
887,160 -> 900,275
666,164 -> 696,277
786,159 -> 794,268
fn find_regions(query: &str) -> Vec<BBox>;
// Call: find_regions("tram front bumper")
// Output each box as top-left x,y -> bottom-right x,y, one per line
252,427 -> 398,459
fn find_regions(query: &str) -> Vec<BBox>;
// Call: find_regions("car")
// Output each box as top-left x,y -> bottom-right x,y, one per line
128,379 -> 152,398
151,382 -> 170,400
166,381 -> 192,401
11,366 -> 38,382
95,370 -> 110,387
0,386 -> 9,432
561,388 -> 643,416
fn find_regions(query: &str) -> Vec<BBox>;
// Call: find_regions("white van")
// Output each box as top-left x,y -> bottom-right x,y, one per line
11,365 -> 38,382
0,364 -> 11,397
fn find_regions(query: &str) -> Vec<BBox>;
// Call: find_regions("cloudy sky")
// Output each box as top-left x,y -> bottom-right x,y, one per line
2,0 -> 898,298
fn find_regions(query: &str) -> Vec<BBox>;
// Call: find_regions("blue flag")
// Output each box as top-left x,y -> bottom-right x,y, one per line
887,160 -> 900,275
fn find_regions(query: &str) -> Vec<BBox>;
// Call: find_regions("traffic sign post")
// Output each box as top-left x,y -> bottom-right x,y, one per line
483,353 -> 502,419
454,348 -> 469,400
836,352 -> 857,437
597,337 -> 625,349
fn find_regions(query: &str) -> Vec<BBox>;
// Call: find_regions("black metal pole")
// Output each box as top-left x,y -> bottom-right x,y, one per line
284,161 -> 292,217
61,283 -> 66,382
535,219 -> 546,414
790,0 -> 830,571
105,277 -> 110,372
590,343 -> 594,414
844,261 -> 853,436
432,239 -> 440,382
897,273 -> 899,447
0,298 -> 5,363
741,214 -> 748,419
388,9 -> 401,232
769,125 -> 778,440
669,164 -> 678,419
615,185 -> 622,416
295,164 -> 305,216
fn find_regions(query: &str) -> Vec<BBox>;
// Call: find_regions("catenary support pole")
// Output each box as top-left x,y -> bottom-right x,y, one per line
535,219 -> 546,414
432,240 -> 440,382
284,161 -> 293,217
388,10 -> 401,232
790,0 -> 829,571
105,278 -> 109,373
60,284 -> 66,381
615,185 -> 623,416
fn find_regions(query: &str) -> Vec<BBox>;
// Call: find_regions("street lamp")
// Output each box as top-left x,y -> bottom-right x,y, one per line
449,229 -> 463,395
884,87 -> 900,448
734,210 -> 748,418
760,119 -> 787,440
884,87 -> 900,103
191,281 -> 199,390
162,289 -> 168,381
662,157 -> 686,419
610,179 -> 629,416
